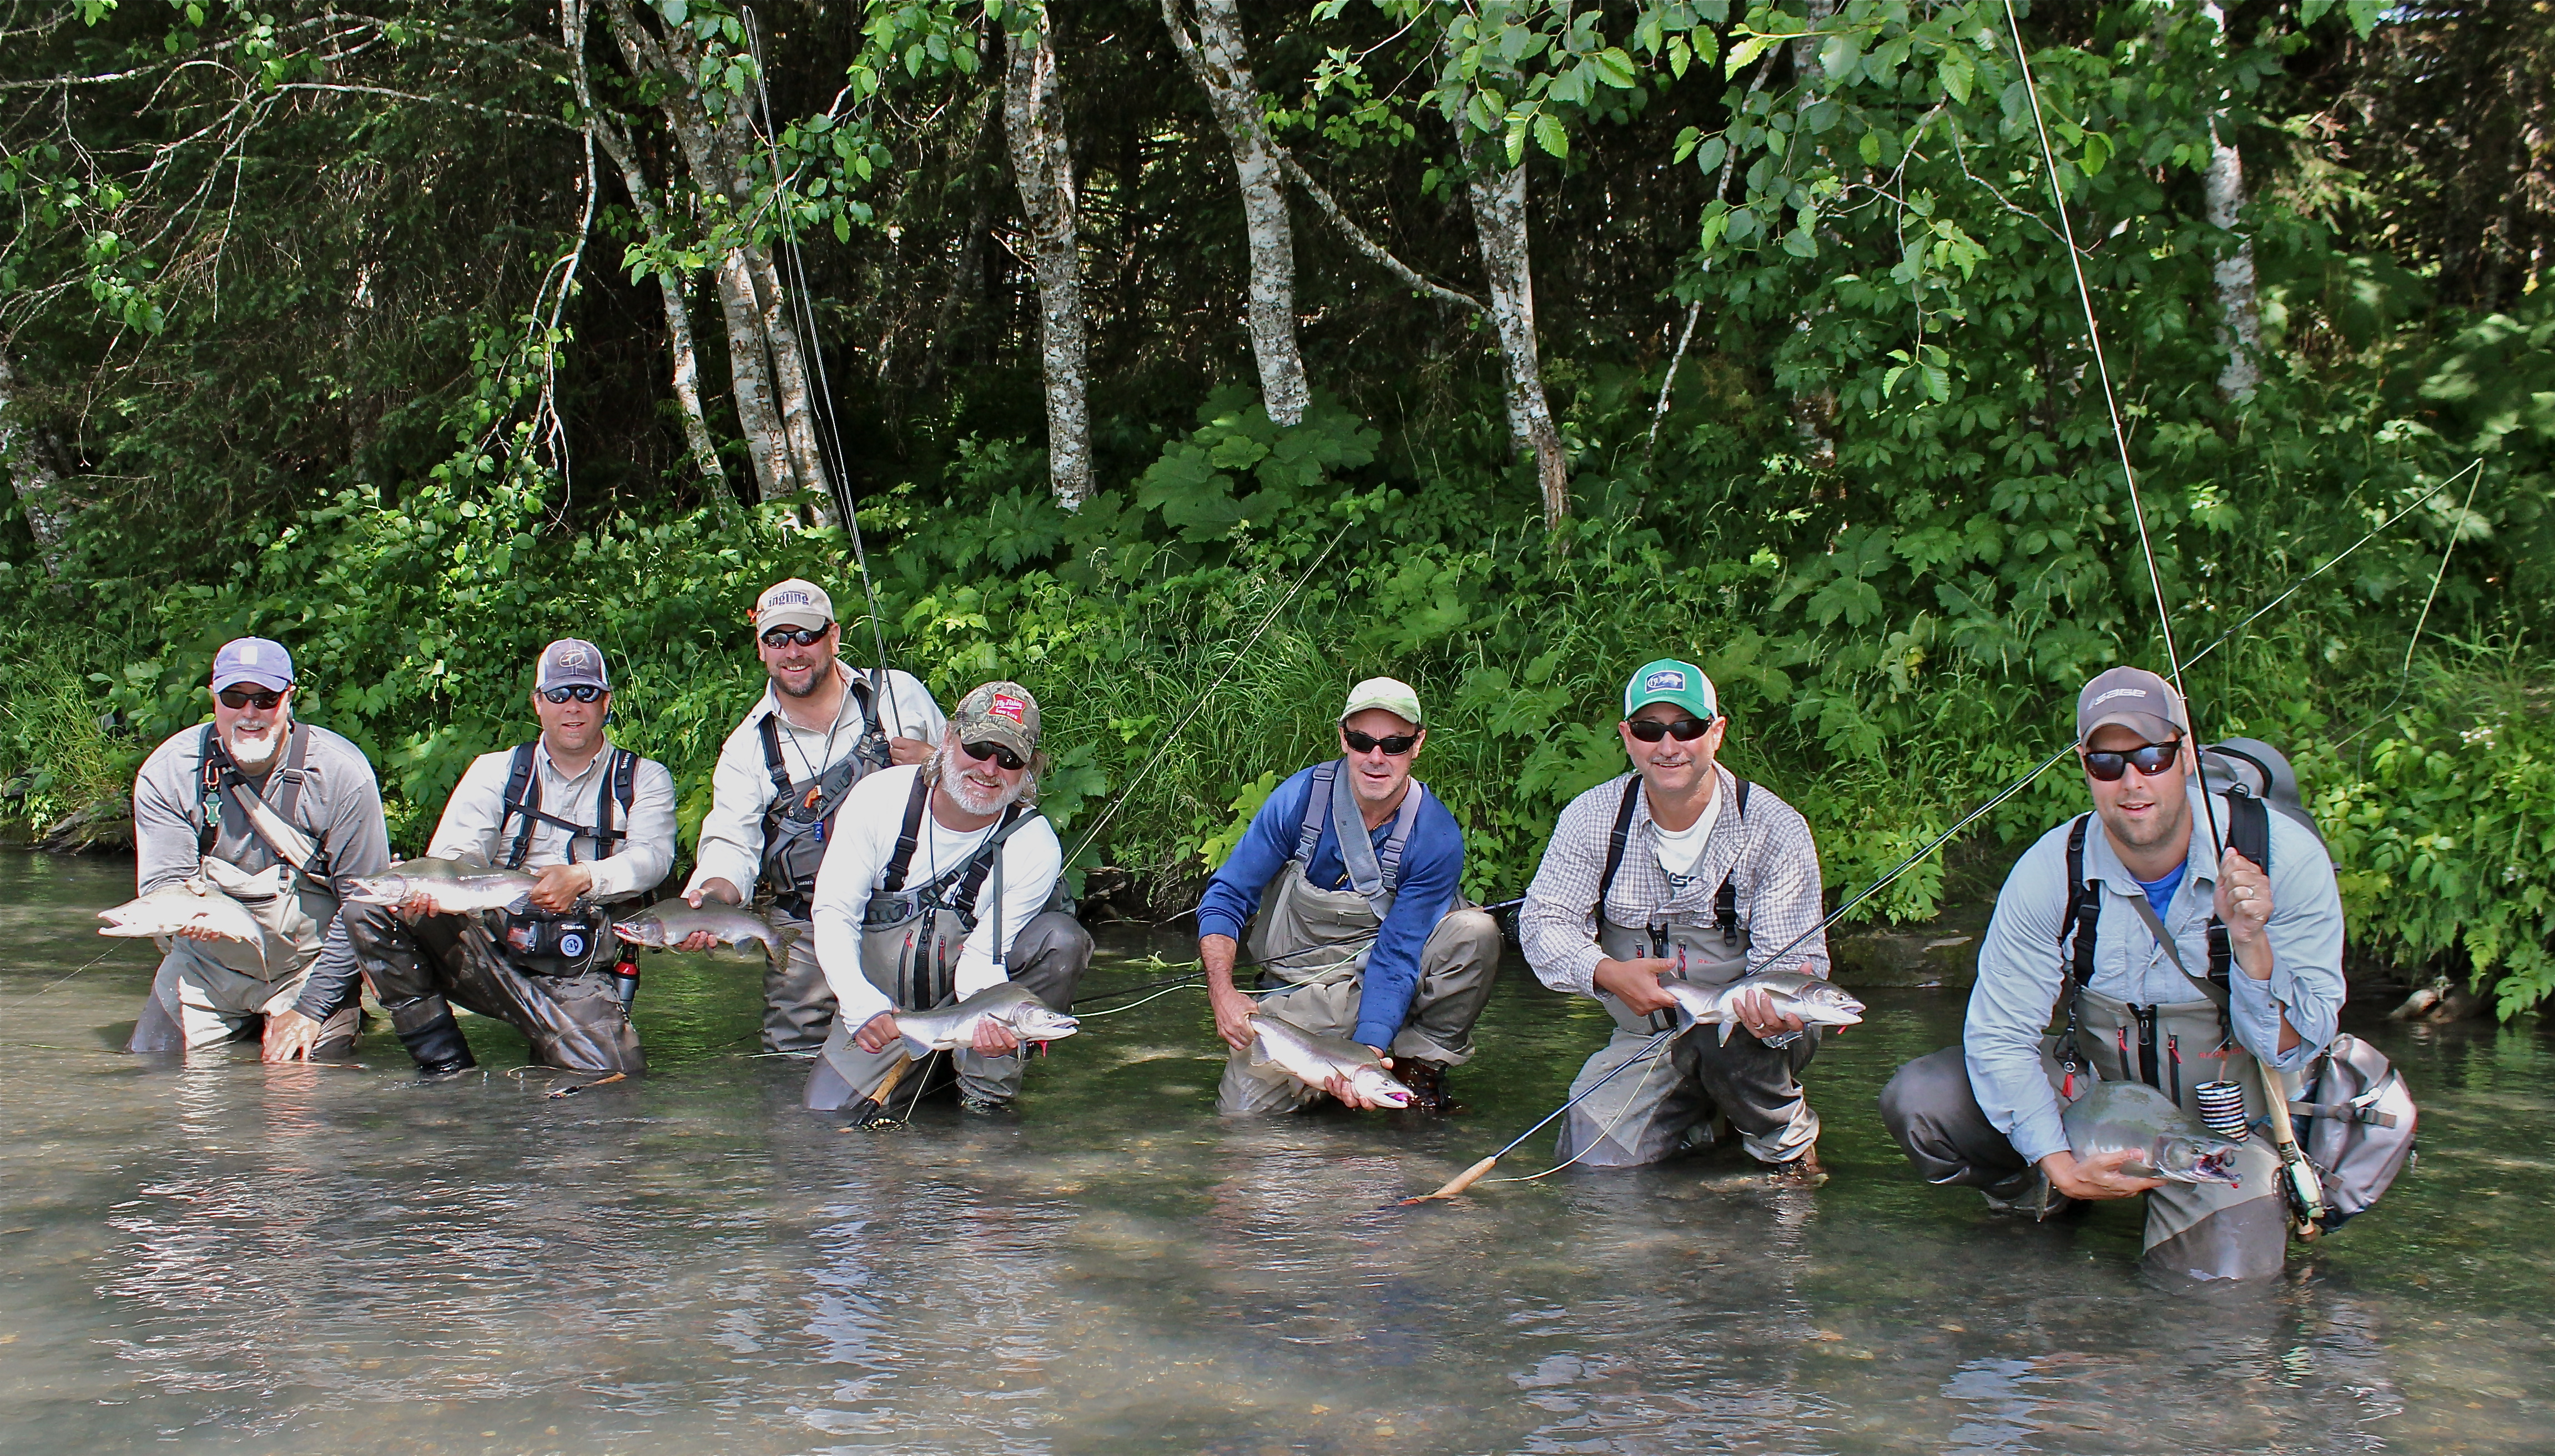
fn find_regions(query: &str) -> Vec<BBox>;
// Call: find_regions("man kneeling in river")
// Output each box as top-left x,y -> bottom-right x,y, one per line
1878,667 -> 2345,1281
1519,659 -> 1835,1181
1200,678 -> 1499,1115
804,682 -> 1093,1114
336,640 -> 678,1076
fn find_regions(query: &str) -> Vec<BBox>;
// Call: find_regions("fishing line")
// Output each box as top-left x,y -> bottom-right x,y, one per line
1074,980 -> 1292,1017
743,7 -> 904,739
2000,0 -> 2222,861
1063,520 -> 1355,871
1480,1045 -> 1672,1184
2330,461 -> 2490,754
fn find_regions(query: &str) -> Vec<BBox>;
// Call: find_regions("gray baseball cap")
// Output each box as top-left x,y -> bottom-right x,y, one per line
536,638 -> 612,692
211,638 -> 295,693
2075,666 -> 2189,744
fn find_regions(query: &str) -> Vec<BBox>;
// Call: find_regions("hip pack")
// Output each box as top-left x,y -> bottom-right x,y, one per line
2290,1033 -> 2418,1230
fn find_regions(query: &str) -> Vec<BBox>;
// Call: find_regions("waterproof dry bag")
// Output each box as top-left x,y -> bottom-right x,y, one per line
2292,1032 -> 2418,1230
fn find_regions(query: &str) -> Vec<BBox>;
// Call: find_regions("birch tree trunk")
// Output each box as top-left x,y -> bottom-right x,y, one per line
1460,132 -> 1569,528
1005,13 -> 1093,510
0,352 -> 70,576
744,246 -> 834,511
1161,0 -> 1307,427
2200,0 -> 2264,400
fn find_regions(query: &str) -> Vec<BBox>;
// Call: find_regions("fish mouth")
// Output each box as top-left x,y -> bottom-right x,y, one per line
611,924 -> 660,945
2193,1150 -> 2241,1186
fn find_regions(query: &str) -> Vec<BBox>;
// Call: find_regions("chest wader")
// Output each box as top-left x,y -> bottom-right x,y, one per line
189,723 -> 335,981
1243,759 -> 1425,988
1591,775 -> 1755,1036
858,773 -> 1042,1014
492,742 -> 637,979
756,685 -> 892,920
2053,800 -> 2287,1277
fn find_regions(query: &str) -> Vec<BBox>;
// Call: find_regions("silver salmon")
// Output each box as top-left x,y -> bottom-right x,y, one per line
612,901 -> 797,958
345,857 -> 541,914
895,981 -> 1081,1057
2063,1080 -> 2245,1187
1664,971 -> 1867,1044
99,880 -> 263,941
1244,1013 -> 1416,1108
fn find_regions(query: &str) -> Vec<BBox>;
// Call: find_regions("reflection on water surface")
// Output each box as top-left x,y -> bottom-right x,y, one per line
2,850 -> 2549,1453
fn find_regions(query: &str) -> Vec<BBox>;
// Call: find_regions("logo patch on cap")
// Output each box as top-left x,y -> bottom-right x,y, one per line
1644,668 -> 1687,694
559,647 -> 591,671
989,692 -> 1028,724
768,590 -> 814,606
2092,686 -> 2153,707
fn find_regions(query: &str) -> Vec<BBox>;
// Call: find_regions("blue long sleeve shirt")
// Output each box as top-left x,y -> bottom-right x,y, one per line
1194,763 -> 1467,1051
1966,785 -> 2347,1165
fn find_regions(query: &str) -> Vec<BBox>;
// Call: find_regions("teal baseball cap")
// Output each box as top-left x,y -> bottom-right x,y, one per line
1622,658 -> 1718,721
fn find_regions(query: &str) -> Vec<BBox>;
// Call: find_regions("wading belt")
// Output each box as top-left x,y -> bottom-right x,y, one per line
196,723 -> 329,885
2054,795 -> 2271,1094
1292,759 -> 1425,915
500,742 -> 637,870
1594,774 -> 1750,950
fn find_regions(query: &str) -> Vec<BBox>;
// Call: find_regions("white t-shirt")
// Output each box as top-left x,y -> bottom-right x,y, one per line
809,763 -> 1062,1027
1651,785 -> 1724,884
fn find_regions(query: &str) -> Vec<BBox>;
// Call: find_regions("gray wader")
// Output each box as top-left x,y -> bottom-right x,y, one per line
350,743 -> 645,1076
1879,810 -> 2291,1282
805,776 -> 1092,1112
754,692 -> 889,1052
1556,777 -> 1822,1167
130,726 -> 357,1057
1217,763 -> 1499,1116
1556,917 -> 1821,1166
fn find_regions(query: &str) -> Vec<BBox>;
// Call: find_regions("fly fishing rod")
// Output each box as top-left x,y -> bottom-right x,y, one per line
1998,0 -> 2327,1232
743,7 -> 904,740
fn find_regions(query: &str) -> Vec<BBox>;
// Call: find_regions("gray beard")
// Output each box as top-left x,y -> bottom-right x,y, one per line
223,722 -> 286,774
925,745 -> 1028,815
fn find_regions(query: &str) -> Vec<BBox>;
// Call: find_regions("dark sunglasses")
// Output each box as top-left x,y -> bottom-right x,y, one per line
2082,740 -> 2181,781
760,624 -> 832,648
216,687 -> 285,711
960,739 -> 1027,772
1626,716 -> 1715,743
540,685 -> 607,704
1342,729 -> 1419,756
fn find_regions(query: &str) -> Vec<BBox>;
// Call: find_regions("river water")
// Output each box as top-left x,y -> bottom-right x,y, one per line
3,849 -> 2551,1454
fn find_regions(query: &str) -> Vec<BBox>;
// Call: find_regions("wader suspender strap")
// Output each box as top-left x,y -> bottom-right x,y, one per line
196,723 -> 329,882
757,713 -> 794,800
875,773 -> 1042,972
879,772 -> 933,892
1594,775 -> 1751,943
500,743 -> 636,870
1293,759 -> 1424,915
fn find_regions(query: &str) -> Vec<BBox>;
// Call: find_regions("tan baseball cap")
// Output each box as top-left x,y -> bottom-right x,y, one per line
953,681 -> 1040,759
2076,666 -> 2190,744
1339,676 -> 1423,727
752,578 -> 834,634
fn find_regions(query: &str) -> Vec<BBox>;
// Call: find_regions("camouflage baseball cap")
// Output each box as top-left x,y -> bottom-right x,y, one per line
952,681 -> 1039,759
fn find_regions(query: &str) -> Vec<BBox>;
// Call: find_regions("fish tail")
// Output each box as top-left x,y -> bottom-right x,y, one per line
1717,1021 -> 1737,1046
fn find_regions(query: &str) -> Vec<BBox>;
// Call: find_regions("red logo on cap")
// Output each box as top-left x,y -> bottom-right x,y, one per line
990,693 -> 1027,724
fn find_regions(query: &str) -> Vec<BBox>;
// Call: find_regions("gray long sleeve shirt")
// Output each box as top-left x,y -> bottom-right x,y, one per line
132,719 -> 393,1016
1521,766 -> 1831,995
1965,787 -> 2347,1165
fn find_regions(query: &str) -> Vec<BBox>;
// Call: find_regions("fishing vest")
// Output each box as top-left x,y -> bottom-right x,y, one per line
1244,759 -> 1430,988
188,723 -> 336,981
757,680 -> 891,918
1593,774 -> 1753,1035
493,741 -> 637,975
859,771 -> 1044,1012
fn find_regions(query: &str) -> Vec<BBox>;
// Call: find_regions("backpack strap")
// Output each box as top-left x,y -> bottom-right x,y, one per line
757,712 -> 794,798
2208,794 -> 2271,990
878,770 -> 932,892
2058,814 -> 2103,990
1594,775 -> 1644,923
589,747 -> 638,859
501,743 -> 542,870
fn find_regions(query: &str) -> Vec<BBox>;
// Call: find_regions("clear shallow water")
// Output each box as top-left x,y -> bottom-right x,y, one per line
3,849 -> 2551,1455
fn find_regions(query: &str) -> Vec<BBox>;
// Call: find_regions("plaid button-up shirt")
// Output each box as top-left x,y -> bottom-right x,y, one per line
1520,766 -> 1831,996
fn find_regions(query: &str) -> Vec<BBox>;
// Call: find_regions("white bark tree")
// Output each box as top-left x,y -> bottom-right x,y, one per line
1160,0 -> 1308,427
0,351 -> 70,576
1005,9 -> 1094,510
1461,130 -> 1569,528
2200,0 -> 2264,400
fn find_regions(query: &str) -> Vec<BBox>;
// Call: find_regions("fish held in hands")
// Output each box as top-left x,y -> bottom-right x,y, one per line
612,901 -> 796,958
1246,1013 -> 1416,1109
345,858 -> 541,915
895,981 -> 1081,1057
99,880 -> 262,941
1664,971 -> 1867,1044
2064,1079 -> 2245,1187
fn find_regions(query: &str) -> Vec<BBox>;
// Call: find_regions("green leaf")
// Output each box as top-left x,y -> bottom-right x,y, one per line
1591,47 -> 1640,88
1725,32 -> 1780,78
657,0 -> 687,22
1533,112 -> 1569,159
1937,51 -> 1974,105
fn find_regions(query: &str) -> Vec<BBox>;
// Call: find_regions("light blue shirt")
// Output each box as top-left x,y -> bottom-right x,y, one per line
1964,787 -> 2346,1165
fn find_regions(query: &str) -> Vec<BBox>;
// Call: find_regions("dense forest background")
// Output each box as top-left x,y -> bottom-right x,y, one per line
1,0 -> 2549,1011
